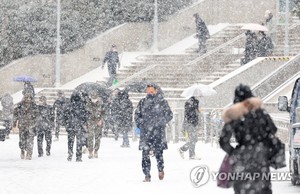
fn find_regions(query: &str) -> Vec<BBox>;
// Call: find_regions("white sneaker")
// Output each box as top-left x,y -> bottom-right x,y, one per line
178,148 -> 184,159
189,156 -> 201,160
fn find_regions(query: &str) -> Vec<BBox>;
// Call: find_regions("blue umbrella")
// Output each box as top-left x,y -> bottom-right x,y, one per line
13,75 -> 37,82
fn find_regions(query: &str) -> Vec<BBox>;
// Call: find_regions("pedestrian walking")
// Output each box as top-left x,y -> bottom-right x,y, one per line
22,81 -> 35,98
134,84 -> 173,182
102,44 -> 121,86
36,96 -> 55,157
0,93 -> 14,139
219,84 -> 281,194
241,30 -> 258,65
193,13 -> 210,55
13,93 -> 39,160
104,88 -> 120,140
86,92 -> 105,159
53,90 -> 68,141
257,31 -> 274,57
64,93 -> 89,162
115,90 -> 133,148
178,96 -> 201,160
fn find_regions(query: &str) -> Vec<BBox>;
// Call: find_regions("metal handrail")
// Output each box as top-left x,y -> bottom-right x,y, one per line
184,33 -> 245,67
111,28 -> 246,90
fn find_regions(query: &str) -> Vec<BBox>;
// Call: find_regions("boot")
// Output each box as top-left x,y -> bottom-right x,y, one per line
26,152 -> 32,160
94,151 -> 98,158
143,176 -> 151,182
88,151 -> 93,159
159,170 -> 164,180
20,150 -> 25,159
178,148 -> 184,159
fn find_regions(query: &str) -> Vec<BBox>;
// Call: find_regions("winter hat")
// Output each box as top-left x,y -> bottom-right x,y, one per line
233,84 -> 254,104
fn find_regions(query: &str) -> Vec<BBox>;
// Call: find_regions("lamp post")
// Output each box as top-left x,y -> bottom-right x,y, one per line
284,0 -> 289,56
152,0 -> 158,52
55,0 -> 61,87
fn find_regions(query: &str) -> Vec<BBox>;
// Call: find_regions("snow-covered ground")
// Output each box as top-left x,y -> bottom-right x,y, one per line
0,134 -> 298,194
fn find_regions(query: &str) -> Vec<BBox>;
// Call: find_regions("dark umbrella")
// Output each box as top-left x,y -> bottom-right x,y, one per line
73,82 -> 111,103
124,80 -> 164,96
13,75 -> 37,82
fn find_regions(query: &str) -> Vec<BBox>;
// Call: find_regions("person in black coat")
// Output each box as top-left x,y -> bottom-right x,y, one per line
257,31 -> 274,57
102,44 -> 121,86
115,90 -> 133,147
193,13 -> 210,55
219,84 -> 279,194
134,84 -> 173,182
36,96 -> 55,157
64,93 -> 89,162
241,30 -> 258,65
178,96 -> 200,159
53,90 -> 69,141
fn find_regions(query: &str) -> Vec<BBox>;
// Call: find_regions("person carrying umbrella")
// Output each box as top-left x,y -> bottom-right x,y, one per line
178,96 -> 201,160
134,84 -> 173,182
257,31 -> 274,57
22,81 -> 35,98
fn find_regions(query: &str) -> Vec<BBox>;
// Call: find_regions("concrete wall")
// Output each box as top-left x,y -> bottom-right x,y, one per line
0,0 -> 277,96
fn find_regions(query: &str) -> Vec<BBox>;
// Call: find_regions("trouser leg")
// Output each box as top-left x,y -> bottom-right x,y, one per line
94,127 -> 102,152
155,150 -> 164,172
45,130 -> 52,154
67,131 -> 75,158
76,130 -> 83,160
142,150 -> 151,178
122,130 -> 129,146
55,122 -> 60,139
37,131 -> 44,155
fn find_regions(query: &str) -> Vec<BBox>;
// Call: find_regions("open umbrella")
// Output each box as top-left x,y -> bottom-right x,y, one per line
13,75 -> 37,82
124,80 -> 164,96
241,23 -> 268,32
181,84 -> 217,98
73,82 -> 111,103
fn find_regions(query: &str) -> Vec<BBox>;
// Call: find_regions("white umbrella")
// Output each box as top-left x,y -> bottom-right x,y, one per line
241,23 -> 269,32
181,84 -> 217,98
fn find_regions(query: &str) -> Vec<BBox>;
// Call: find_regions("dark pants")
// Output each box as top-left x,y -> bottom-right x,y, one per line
142,149 -> 164,178
19,129 -> 35,155
87,125 -> 102,152
67,130 -> 84,160
180,124 -> 198,158
3,120 -> 11,136
122,130 -> 130,146
55,119 -> 64,139
198,38 -> 207,54
107,65 -> 117,86
37,129 -> 52,155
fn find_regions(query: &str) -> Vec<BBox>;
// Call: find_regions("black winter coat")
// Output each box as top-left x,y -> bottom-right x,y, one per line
219,97 -> 278,194
37,104 -> 55,131
184,97 -> 199,127
195,17 -> 210,41
103,51 -> 120,74
135,94 -> 173,151
64,95 -> 88,132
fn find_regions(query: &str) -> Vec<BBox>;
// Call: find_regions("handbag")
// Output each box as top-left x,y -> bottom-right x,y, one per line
217,154 -> 233,188
269,137 -> 286,169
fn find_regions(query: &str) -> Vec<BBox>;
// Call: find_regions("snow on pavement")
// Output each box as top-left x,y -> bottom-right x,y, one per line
0,134 -> 298,194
